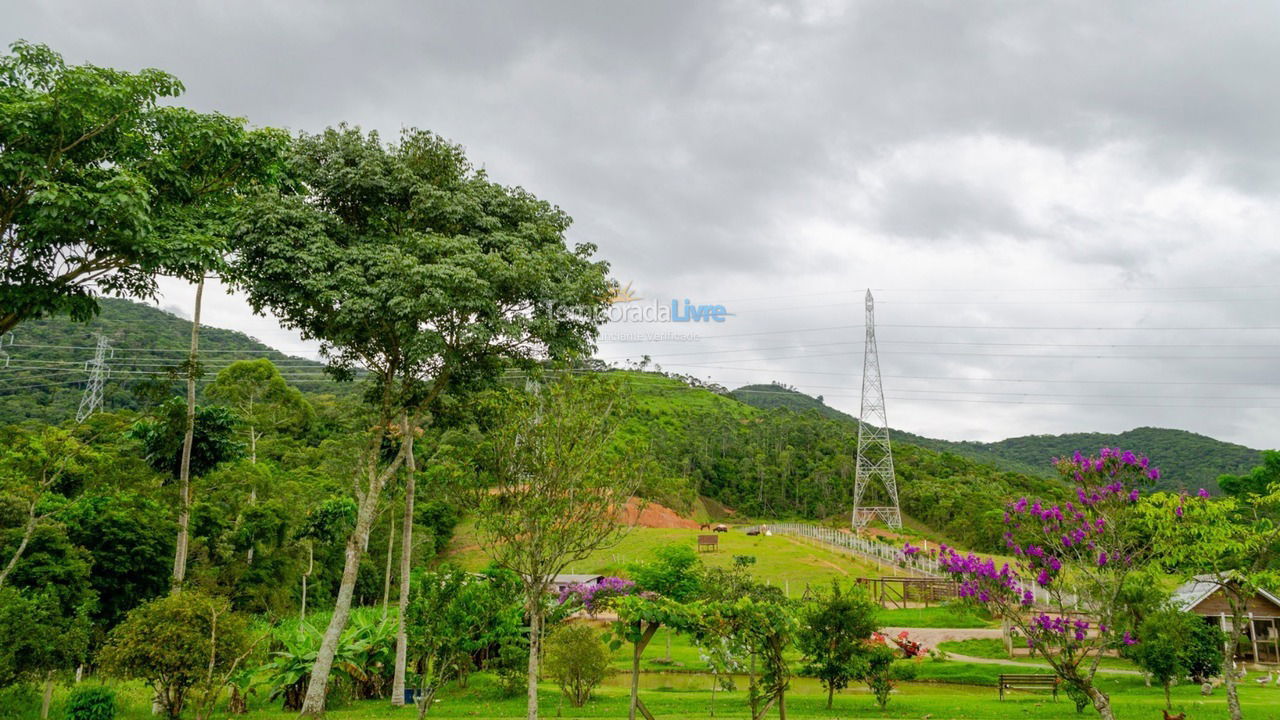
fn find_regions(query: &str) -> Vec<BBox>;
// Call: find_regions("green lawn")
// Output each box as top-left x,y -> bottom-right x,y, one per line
32,672 -> 1279,720
444,525 -> 880,597
877,606 -> 996,628
937,638 -> 1141,671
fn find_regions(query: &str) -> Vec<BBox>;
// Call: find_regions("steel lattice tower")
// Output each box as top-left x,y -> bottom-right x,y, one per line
76,335 -> 112,422
852,290 -> 902,529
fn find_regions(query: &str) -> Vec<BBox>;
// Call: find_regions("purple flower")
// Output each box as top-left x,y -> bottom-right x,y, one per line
1175,505 -> 1184,518
1123,631 -> 1137,646
1097,551 -> 1108,567
903,542 -> 921,556
1148,468 -> 1161,481
1197,488 -> 1210,498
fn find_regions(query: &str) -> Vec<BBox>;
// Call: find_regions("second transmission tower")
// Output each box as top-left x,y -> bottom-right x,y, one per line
852,289 -> 902,529
76,335 -> 112,422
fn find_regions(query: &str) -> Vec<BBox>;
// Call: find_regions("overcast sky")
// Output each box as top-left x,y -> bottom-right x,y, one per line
8,1 -> 1280,450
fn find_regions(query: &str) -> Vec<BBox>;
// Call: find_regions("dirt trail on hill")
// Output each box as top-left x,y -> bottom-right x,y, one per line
618,498 -> 700,529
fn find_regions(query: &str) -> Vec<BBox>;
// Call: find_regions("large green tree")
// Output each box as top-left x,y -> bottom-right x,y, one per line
0,41 -> 286,335
231,125 -> 609,716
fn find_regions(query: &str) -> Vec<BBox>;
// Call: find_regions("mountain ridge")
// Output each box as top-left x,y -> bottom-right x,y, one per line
731,382 -> 1263,492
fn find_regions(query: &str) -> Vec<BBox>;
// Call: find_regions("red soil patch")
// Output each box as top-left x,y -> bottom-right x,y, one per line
618,498 -> 700,529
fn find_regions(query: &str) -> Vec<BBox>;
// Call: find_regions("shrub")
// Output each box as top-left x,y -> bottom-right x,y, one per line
63,686 -> 116,720
861,642 -> 899,709
542,624 -> 609,707
0,684 -> 38,719
100,591 -> 252,720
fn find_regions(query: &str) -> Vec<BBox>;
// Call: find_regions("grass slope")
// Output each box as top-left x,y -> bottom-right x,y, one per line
444,525 -> 881,596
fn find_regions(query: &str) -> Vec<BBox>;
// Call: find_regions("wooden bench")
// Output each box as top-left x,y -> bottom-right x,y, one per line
697,534 -> 719,552
998,674 -> 1059,701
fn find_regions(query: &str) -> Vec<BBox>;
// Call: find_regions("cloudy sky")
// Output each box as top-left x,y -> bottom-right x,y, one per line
8,1 -> 1280,448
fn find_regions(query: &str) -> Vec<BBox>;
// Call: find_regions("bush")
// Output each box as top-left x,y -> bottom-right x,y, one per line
100,591 -> 252,720
861,643 -> 899,709
0,684 -> 38,719
63,686 -> 116,720
542,624 -> 609,707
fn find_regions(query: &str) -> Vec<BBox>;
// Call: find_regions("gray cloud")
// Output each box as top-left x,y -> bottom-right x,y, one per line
5,0 -> 1280,448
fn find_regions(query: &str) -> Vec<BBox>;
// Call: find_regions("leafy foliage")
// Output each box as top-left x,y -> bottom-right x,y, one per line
542,624 -> 609,708
0,41 -> 286,335
129,397 -> 242,478
63,686 -> 117,720
796,581 -> 881,708
100,591 -> 253,720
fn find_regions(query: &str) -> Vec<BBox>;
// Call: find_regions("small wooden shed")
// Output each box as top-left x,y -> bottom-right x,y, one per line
1173,574 -> 1280,666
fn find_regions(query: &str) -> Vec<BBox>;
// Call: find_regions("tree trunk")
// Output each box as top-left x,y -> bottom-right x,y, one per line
392,415 -> 417,706
300,542 -> 313,622
526,600 -> 543,720
1223,607 -> 1244,720
172,277 -> 203,589
1223,664 -> 1242,720
1084,683 -> 1115,720
382,515 -> 396,620
298,479 -> 383,717
826,684 -> 833,709
0,503 -> 37,587
1164,681 -> 1171,709
39,672 -> 53,720
629,621 -> 642,720
777,687 -> 786,720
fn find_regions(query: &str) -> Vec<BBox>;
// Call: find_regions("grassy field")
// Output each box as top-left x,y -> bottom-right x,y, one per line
444,525 -> 883,596
877,606 -> 995,629
29,671 -> 1279,720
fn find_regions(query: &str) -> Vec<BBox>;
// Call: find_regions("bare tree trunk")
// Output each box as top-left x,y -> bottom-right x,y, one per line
39,672 -> 53,720
1084,683 -> 1115,720
392,414 -> 417,706
1224,604 -> 1245,720
0,504 -> 37,587
629,621 -> 642,720
381,514 -> 396,621
1223,662 -> 1242,720
300,541 -> 312,622
172,278 -> 203,589
526,600 -> 543,720
298,472 -> 386,717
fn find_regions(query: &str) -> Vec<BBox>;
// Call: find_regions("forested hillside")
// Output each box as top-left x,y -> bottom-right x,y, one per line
0,299 -> 357,426
621,373 -> 1062,550
731,383 -> 1265,493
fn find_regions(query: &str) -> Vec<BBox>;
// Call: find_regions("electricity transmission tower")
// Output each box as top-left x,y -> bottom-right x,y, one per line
76,335 -> 112,422
851,289 -> 902,529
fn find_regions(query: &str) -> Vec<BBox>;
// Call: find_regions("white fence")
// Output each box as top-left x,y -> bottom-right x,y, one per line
741,522 -> 943,578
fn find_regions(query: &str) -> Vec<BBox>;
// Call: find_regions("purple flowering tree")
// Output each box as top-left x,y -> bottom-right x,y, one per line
914,448 -> 1162,720
559,576 -> 637,615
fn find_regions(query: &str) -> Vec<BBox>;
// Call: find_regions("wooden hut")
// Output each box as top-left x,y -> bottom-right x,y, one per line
1173,574 -> 1280,666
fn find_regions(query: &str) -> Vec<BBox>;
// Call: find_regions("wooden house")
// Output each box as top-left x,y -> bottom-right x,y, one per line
1173,574 -> 1280,666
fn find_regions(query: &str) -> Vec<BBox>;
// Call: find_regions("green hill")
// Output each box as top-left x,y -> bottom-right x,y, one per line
730,383 -> 1264,493
0,299 -> 355,426
615,372 -> 1060,551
